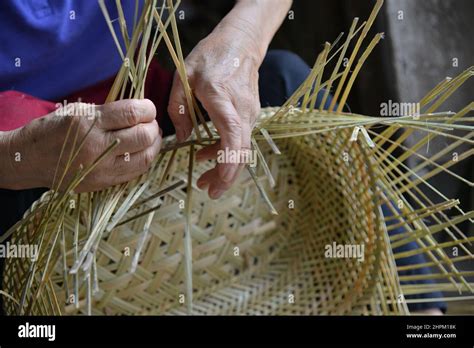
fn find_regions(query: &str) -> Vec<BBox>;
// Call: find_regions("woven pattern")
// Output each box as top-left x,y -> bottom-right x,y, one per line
2,0 -> 473,316
3,113 -> 406,315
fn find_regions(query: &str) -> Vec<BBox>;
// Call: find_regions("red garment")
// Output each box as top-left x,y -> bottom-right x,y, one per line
0,91 -> 57,131
0,60 -> 173,132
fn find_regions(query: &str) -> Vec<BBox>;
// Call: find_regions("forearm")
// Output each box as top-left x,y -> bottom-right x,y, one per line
214,0 -> 292,63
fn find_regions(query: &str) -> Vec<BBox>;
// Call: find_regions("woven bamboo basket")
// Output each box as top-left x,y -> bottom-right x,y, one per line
1,0 -> 473,315
2,116 -> 395,315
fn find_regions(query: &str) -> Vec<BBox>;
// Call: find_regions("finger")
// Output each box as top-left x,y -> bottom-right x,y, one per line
196,167 -> 215,190
113,135 -> 162,178
98,99 -> 157,130
239,119 -> 252,152
199,106 -> 254,197
212,100 -> 254,187
108,120 -> 160,156
228,99 -> 258,184
231,119 -> 253,182
167,71 -> 194,142
195,141 -> 221,162
196,167 -> 233,200
196,155 -> 241,199
198,95 -> 242,183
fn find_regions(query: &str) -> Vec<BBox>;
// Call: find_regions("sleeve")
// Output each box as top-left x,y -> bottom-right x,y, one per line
1,59 -> 174,134
0,91 -> 57,132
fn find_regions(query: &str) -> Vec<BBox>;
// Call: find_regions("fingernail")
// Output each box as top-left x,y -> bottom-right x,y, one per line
197,178 -> 206,189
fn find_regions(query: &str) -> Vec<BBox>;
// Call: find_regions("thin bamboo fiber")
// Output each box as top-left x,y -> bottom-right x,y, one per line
1,0 -> 473,315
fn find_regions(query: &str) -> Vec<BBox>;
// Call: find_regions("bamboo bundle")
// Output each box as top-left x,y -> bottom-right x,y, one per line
1,0 -> 473,315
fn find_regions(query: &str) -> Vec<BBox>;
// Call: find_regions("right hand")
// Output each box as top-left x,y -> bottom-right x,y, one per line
2,99 -> 162,192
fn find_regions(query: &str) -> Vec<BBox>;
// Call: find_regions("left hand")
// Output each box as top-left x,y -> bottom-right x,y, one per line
167,28 -> 261,199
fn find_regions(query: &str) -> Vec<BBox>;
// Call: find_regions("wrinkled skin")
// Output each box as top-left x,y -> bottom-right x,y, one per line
1,99 -> 162,192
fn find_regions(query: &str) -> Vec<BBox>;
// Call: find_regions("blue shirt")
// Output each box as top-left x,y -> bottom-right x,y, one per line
0,0 -> 138,100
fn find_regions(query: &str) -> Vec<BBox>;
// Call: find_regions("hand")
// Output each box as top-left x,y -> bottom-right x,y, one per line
1,99 -> 162,192
167,28 -> 261,199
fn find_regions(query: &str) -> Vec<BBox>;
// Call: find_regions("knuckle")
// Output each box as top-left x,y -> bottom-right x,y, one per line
143,98 -> 156,116
123,100 -> 141,125
137,124 -> 155,147
222,116 -> 242,135
205,81 -> 226,96
195,78 -> 224,98
142,149 -> 155,169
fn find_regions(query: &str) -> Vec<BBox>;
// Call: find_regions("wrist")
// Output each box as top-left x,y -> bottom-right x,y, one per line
211,22 -> 265,66
215,0 -> 292,64
0,119 -> 50,190
213,7 -> 267,64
